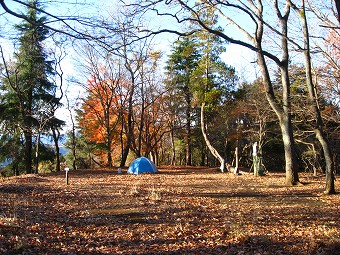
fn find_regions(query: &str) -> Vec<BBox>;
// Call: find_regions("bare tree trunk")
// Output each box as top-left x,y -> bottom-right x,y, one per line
66,93 -> 77,170
106,139 -> 113,167
71,125 -> 77,171
105,117 -> 113,167
294,0 -> 335,194
256,50 -> 299,184
316,130 -> 335,193
280,119 -> 299,184
201,103 -> 226,172
254,2 -> 299,185
120,55 -> 135,167
136,84 -> 145,158
24,130 -> 32,174
120,29 -> 141,166
52,128 -> 61,172
120,79 -> 134,167
34,133 -> 41,174
170,129 -> 176,165
185,92 -> 192,166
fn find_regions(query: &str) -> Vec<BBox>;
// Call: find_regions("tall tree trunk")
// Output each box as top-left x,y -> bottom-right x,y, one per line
316,130 -> 335,193
105,117 -> 113,167
106,139 -> 113,168
24,130 -> 32,174
120,82 -> 134,167
257,51 -> 299,184
136,89 -> 145,158
120,33 -> 139,166
254,2 -> 299,185
23,87 -> 33,174
71,122 -> 77,170
13,133 -> 20,176
66,94 -> 77,171
52,128 -> 61,172
170,128 -> 176,165
120,119 -> 132,167
297,0 -> 335,194
279,117 -> 299,185
201,103 -> 225,172
34,132 -> 41,174
185,91 -> 192,166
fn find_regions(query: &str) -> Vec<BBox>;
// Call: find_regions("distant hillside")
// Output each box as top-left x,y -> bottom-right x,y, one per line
0,159 -> 11,168
1,147 -> 68,168
59,147 -> 68,155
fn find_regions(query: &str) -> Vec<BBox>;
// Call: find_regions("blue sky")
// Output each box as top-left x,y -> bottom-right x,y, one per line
1,0 -> 258,76
0,0 -> 259,131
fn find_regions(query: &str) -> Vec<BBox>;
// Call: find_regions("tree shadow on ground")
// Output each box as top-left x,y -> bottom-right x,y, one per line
103,234 -> 304,255
0,183 -> 52,194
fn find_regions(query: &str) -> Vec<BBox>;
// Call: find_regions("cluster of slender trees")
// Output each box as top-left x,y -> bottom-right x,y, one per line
0,0 -> 339,194
73,0 -> 339,194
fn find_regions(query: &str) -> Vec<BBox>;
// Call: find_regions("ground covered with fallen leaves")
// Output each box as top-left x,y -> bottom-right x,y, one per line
1,167 -> 340,255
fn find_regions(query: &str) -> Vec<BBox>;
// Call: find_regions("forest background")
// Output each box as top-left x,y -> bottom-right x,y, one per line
0,0 -> 339,194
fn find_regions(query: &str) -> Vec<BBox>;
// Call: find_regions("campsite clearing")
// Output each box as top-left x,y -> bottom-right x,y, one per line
1,167 -> 340,254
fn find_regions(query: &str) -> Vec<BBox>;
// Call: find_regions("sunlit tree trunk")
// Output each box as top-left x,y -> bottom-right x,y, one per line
120,39 -> 137,167
292,0 -> 335,194
201,103 -> 226,172
136,83 -> 145,158
254,1 -> 299,185
66,93 -> 77,170
52,128 -> 61,172
120,82 -> 134,167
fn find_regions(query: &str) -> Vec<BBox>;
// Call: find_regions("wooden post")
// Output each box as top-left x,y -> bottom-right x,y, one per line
253,142 -> 259,176
64,167 -> 70,185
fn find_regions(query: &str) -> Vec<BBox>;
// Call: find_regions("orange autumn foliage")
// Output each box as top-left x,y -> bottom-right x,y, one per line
79,77 -> 127,165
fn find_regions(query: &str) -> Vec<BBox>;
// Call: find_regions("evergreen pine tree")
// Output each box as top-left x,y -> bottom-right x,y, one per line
0,0 -> 61,174
165,37 -> 201,166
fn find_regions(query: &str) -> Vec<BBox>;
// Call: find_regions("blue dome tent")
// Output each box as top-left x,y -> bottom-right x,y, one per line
127,157 -> 158,175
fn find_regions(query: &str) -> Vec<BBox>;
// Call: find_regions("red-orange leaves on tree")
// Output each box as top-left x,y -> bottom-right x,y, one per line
79,76 -> 128,167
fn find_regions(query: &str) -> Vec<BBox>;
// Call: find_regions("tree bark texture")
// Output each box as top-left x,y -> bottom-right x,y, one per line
24,131 -> 32,174
254,1 -> 299,185
200,103 -> 226,172
120,60 -> 135,167
185,90 -> 192,166
298,0 -> 335,194
52,128 -> 61,172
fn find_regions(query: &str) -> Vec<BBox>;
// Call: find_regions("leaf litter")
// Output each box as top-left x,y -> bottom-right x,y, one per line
0,167 -> 340,255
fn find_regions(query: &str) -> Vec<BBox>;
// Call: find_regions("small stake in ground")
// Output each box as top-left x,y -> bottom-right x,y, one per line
64,167 -> 70,185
